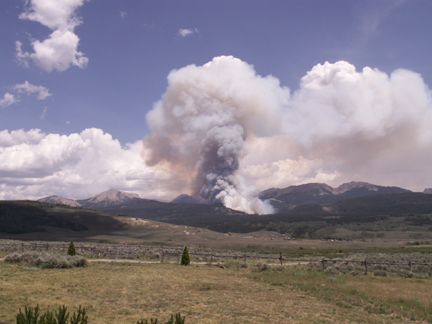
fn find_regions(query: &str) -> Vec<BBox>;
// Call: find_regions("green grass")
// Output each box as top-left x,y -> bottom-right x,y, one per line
251,266 -> 432,322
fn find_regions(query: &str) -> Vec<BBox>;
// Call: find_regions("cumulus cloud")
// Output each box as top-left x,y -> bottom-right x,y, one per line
0,93 -> 17,108
16,0 -> 88,72
178,28 -> 198,38
0,81 -> 51,109
14,81 -> 51,100
0,128 -> 178,201
145,56 -> 432,213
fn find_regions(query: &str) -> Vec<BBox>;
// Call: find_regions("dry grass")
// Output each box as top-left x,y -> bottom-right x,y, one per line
0,261 -> 409,323
251,266 -> 432,323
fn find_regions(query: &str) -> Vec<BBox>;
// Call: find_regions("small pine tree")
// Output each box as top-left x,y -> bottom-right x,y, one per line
67,241 -> 76,256
180,246 -> 190,266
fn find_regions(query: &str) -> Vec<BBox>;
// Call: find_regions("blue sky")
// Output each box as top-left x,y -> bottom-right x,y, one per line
1,0 -> 432,144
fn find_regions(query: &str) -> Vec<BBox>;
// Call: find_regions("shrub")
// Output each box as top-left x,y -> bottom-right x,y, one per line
180,246 -> 190,266
167,313 -> 185,324
67,241 -> 76,256
253,263 -> 271,272
16,305 -> 87,324
5,252 -> 87,269
137,313 -> 185,324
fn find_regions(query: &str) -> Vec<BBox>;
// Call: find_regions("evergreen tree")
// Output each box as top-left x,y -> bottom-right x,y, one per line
67,241 -> 76,256
180,246 -> 190,266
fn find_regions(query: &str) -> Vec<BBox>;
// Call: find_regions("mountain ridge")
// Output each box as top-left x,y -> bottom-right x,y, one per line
259,181 -> 411,212
36,181 -> 424,213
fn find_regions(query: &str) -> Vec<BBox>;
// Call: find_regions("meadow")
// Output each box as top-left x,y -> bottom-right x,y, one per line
1,260 -> 431,323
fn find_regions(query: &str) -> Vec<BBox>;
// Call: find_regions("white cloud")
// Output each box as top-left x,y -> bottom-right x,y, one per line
14,81 -> 51,100
16,0 -> 88,72
19,0 -> 85,30
0,128 -> 178,201
0,81 -> 51,110
26,29 -> 88,72
0,93 -> 17,108
178,28 -> 198,38
120,11 -> 127,19
0,129 -> 44,147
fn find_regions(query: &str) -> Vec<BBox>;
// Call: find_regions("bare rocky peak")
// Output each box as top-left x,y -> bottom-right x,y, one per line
84,189 -> 140,205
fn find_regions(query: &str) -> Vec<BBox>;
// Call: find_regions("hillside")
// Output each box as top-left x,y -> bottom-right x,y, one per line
260,181 -> 411,211
0,201 -> 124,236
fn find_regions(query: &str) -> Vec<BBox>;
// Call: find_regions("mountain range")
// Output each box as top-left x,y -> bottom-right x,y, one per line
1,181 -> 432,239
37,181 -> 423,212
39,189 -> 142,208
259,181 -> 411,212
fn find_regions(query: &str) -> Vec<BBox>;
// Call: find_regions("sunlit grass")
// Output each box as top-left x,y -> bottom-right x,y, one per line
251,266 -> 432,322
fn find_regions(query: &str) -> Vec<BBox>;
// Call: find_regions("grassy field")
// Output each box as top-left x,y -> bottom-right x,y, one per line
1,261 -> 431,323
251,266 -> 432,323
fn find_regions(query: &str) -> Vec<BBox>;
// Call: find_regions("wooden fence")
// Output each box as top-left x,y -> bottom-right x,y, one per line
1,241 -> 431,275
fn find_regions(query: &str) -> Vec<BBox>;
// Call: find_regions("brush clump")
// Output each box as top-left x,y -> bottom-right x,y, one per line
5,251 -> 87,269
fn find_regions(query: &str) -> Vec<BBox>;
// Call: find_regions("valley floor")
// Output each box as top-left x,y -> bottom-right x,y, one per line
1,261 -> 431,323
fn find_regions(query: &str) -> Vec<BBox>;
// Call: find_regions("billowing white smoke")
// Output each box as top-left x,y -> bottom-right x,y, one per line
145,56 -> 432,214
145,56 -> 288,213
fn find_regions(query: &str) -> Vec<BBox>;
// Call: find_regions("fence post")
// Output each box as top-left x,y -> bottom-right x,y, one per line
321,258 -> 326,271
243,254 -> 247,266
408,260 -> 412,272
160,249 -> 164,263
279,252 -> 283,266
210,254 -> 213,265
363,260 -> 368,275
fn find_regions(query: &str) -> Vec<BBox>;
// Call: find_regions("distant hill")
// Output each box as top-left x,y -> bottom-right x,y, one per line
3,191 -> 432,240
259,183 -> 335,209
260,181 -> 410,212
0,201 -> 124,235
424,188 -> 432,194
79,189 -> 141,208
38,195 -> 81,207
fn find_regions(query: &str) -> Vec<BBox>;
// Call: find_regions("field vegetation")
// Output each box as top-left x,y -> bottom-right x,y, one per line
4,251 -> 87,269
1,260 -> 431,323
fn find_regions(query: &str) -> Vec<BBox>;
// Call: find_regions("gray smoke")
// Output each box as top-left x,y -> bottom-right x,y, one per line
144,56 -> 432,214
144,56 -> 285,213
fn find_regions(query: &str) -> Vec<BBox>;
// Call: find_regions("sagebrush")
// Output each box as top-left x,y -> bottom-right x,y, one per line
5,252 -> 87,269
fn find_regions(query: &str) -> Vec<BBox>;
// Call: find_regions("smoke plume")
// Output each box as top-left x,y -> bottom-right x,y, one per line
145,56 -> 287,213
145,56 -> 432,214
